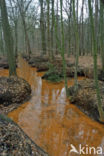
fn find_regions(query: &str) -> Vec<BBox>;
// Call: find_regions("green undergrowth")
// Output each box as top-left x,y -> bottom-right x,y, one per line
44,63 -> 63,82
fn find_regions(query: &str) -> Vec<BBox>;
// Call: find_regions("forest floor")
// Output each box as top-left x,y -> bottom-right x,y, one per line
23,54 -> 103,80
23,54 -> 102,68
0,76 -> 31,115
67,55 -> 102,68
0,114 -> 49,156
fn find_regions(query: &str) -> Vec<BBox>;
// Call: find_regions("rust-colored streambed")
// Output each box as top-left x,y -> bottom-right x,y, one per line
0,57 -> 104,156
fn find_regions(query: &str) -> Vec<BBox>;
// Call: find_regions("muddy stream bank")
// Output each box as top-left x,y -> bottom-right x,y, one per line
1,57 -> 104,156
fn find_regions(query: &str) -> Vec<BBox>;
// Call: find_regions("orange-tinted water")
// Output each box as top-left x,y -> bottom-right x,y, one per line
1,57 -> 104,156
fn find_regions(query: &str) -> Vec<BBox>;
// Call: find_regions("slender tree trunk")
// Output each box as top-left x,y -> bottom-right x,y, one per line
14,21 -> 18,57
0,24 -> 4,55
46,0 -> 51,58
68,0 -> 72,57
72,0 -> 79,91
22,17 -> 31,55
55,0 -> 59,55
0,0 -> 16,76
51,0 -> 54,59
100,1 -> 104,71
95,0 -> 98,51
39,0 -> 46,55
88,0 -> 104,122
60,0 -> 68,94
81,0 -> 84,55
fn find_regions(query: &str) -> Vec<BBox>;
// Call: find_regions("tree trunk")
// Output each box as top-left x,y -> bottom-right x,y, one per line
72,0 -> 79,91
14,21 -> 18,58
39,0 -> 46,55
46,0 -> 51,58
95,0 -> 98,51
100,1 -> 104,71
81,0 -> 84,55
0,0 -> 16,76
55,0 -> 59,55
51,0 -> 54,59
60,0 -> 68,94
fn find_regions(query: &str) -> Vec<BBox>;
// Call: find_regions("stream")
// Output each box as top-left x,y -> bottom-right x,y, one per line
0,57 -> 104,156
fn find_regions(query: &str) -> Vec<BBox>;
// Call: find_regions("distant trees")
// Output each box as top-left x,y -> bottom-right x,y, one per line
0,0 -> 16,76
0,0 -> 104,59
17,0 -> 32,56
1,0 -> 103,59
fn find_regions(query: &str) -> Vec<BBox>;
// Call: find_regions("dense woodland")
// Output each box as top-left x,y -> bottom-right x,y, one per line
1,0 -> 104,155
0,0 -> 104,57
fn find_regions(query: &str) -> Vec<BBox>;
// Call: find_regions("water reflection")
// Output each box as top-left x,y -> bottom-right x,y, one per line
3,57 -> 104,156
